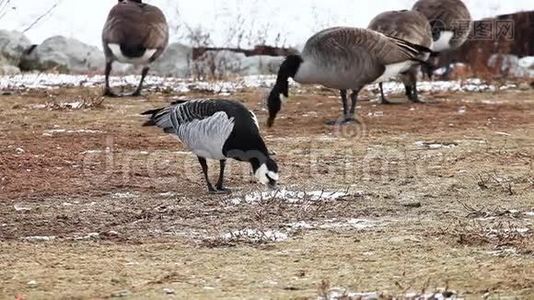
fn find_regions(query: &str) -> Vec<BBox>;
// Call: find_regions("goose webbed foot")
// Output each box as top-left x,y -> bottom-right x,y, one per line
129,90 -> 143,97
214,186 -> 232,194
409,96 -> 425,104
380,97 -> 394,105
103,88 -> 119,98
325,117 -> 360,126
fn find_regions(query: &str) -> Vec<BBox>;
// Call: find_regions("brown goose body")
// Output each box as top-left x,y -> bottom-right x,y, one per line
267,27 -> 432,126
367,10 -> 433,103
101,0 -> 169,97
413,0 -> 472,52
368,10 -> 432,55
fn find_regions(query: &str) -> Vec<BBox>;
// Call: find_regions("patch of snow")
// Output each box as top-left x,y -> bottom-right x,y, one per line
158,192 -> 177,197
14,203 -> 31,212
325,288 -> 459,300
112,192 -> 139,199
0,74 -> 517,96
80,150 -> 104,155
23,236 -> 56,242
318,218 -> 382,230
487,248 -> 519,257
415,141 -> 458,150
222,229 -> 289,242
228,189 -> 349,205
43,129 -> 103,135
287,218 -> 383,231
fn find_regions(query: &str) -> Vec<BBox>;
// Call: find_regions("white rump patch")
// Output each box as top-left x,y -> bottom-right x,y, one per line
432,31 -> 454,52
372,61 -> 414,84
107,43 -> 157,65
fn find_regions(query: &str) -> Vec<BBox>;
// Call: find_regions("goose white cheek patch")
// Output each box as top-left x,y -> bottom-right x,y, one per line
267,171 -> 279,181
255,164 -> 269,185
432,31 -> 454,52
280,94 -> 287,103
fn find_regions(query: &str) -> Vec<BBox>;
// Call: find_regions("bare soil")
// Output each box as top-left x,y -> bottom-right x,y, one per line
1,84 -> 534,299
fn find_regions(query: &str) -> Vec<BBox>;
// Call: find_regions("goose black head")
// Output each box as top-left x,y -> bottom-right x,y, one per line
118,0 -> 142,3
267,54 -> 302,127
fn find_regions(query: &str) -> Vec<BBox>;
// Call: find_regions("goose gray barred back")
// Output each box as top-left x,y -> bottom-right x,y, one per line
367,10 -> 433,104
267,27 -> 433,127
142,99 -> 278,193
102,0 -> 169,97
412,0 -> 472,78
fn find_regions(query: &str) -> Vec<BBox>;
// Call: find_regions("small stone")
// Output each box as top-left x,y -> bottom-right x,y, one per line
27,280 -> 38,288
163,288 -> 175,295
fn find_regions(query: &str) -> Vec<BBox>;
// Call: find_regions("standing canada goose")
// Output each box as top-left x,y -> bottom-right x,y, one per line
102,0 -> 169,97
412,0 -> 472,78
367,10 -> 433,103
267,27 -> 432,127
142,99 -> 279,193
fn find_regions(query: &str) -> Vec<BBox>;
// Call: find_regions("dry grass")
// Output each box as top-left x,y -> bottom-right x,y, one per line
1,85 -> 534,299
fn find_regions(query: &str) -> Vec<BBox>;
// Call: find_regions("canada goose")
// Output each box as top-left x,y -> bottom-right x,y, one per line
267,27 -> 432,127
367,10 -> 433,103
102,0 -> 169,97
142,99 -> 279,193
412,0 -> 472,77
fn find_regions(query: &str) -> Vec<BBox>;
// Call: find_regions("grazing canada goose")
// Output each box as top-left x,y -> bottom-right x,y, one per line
102,0 -> 169,97
267,27 -> 432,127
367,10 -> 433,103
142,99 -> 279,193
412,0 -> 472,77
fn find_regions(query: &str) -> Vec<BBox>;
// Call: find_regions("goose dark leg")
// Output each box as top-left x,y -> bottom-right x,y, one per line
131,66 -> 149,97
379,82 -> 393,104
198,156 -> 216,193
346,89 -> 360,123
103,61 -> 118,97
215,159 -> 231,193
326,89 -> 349,125
408,80 -> 423,103
405,70 -> 422,103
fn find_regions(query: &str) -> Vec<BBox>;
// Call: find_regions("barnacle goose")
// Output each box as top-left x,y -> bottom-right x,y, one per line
102,0 -> 169,97
367,10 -> 433,103
142,99 -> 279,193
267,27 -> 432,127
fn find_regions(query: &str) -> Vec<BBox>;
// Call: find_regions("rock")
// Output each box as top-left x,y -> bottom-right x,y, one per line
192,50 -> 284,78
151,43 -> 192,77
0,30 -> 32,66
20,36 -> 105,74
488,54 -> 534,78
163,288 -> 175,295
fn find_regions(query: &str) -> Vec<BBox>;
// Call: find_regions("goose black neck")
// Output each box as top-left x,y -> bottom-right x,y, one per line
267,55 -> 302,127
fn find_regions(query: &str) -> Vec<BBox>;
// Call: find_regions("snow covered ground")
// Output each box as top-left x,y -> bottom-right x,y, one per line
1,0 -> 531,49
0,73 -> 513,95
